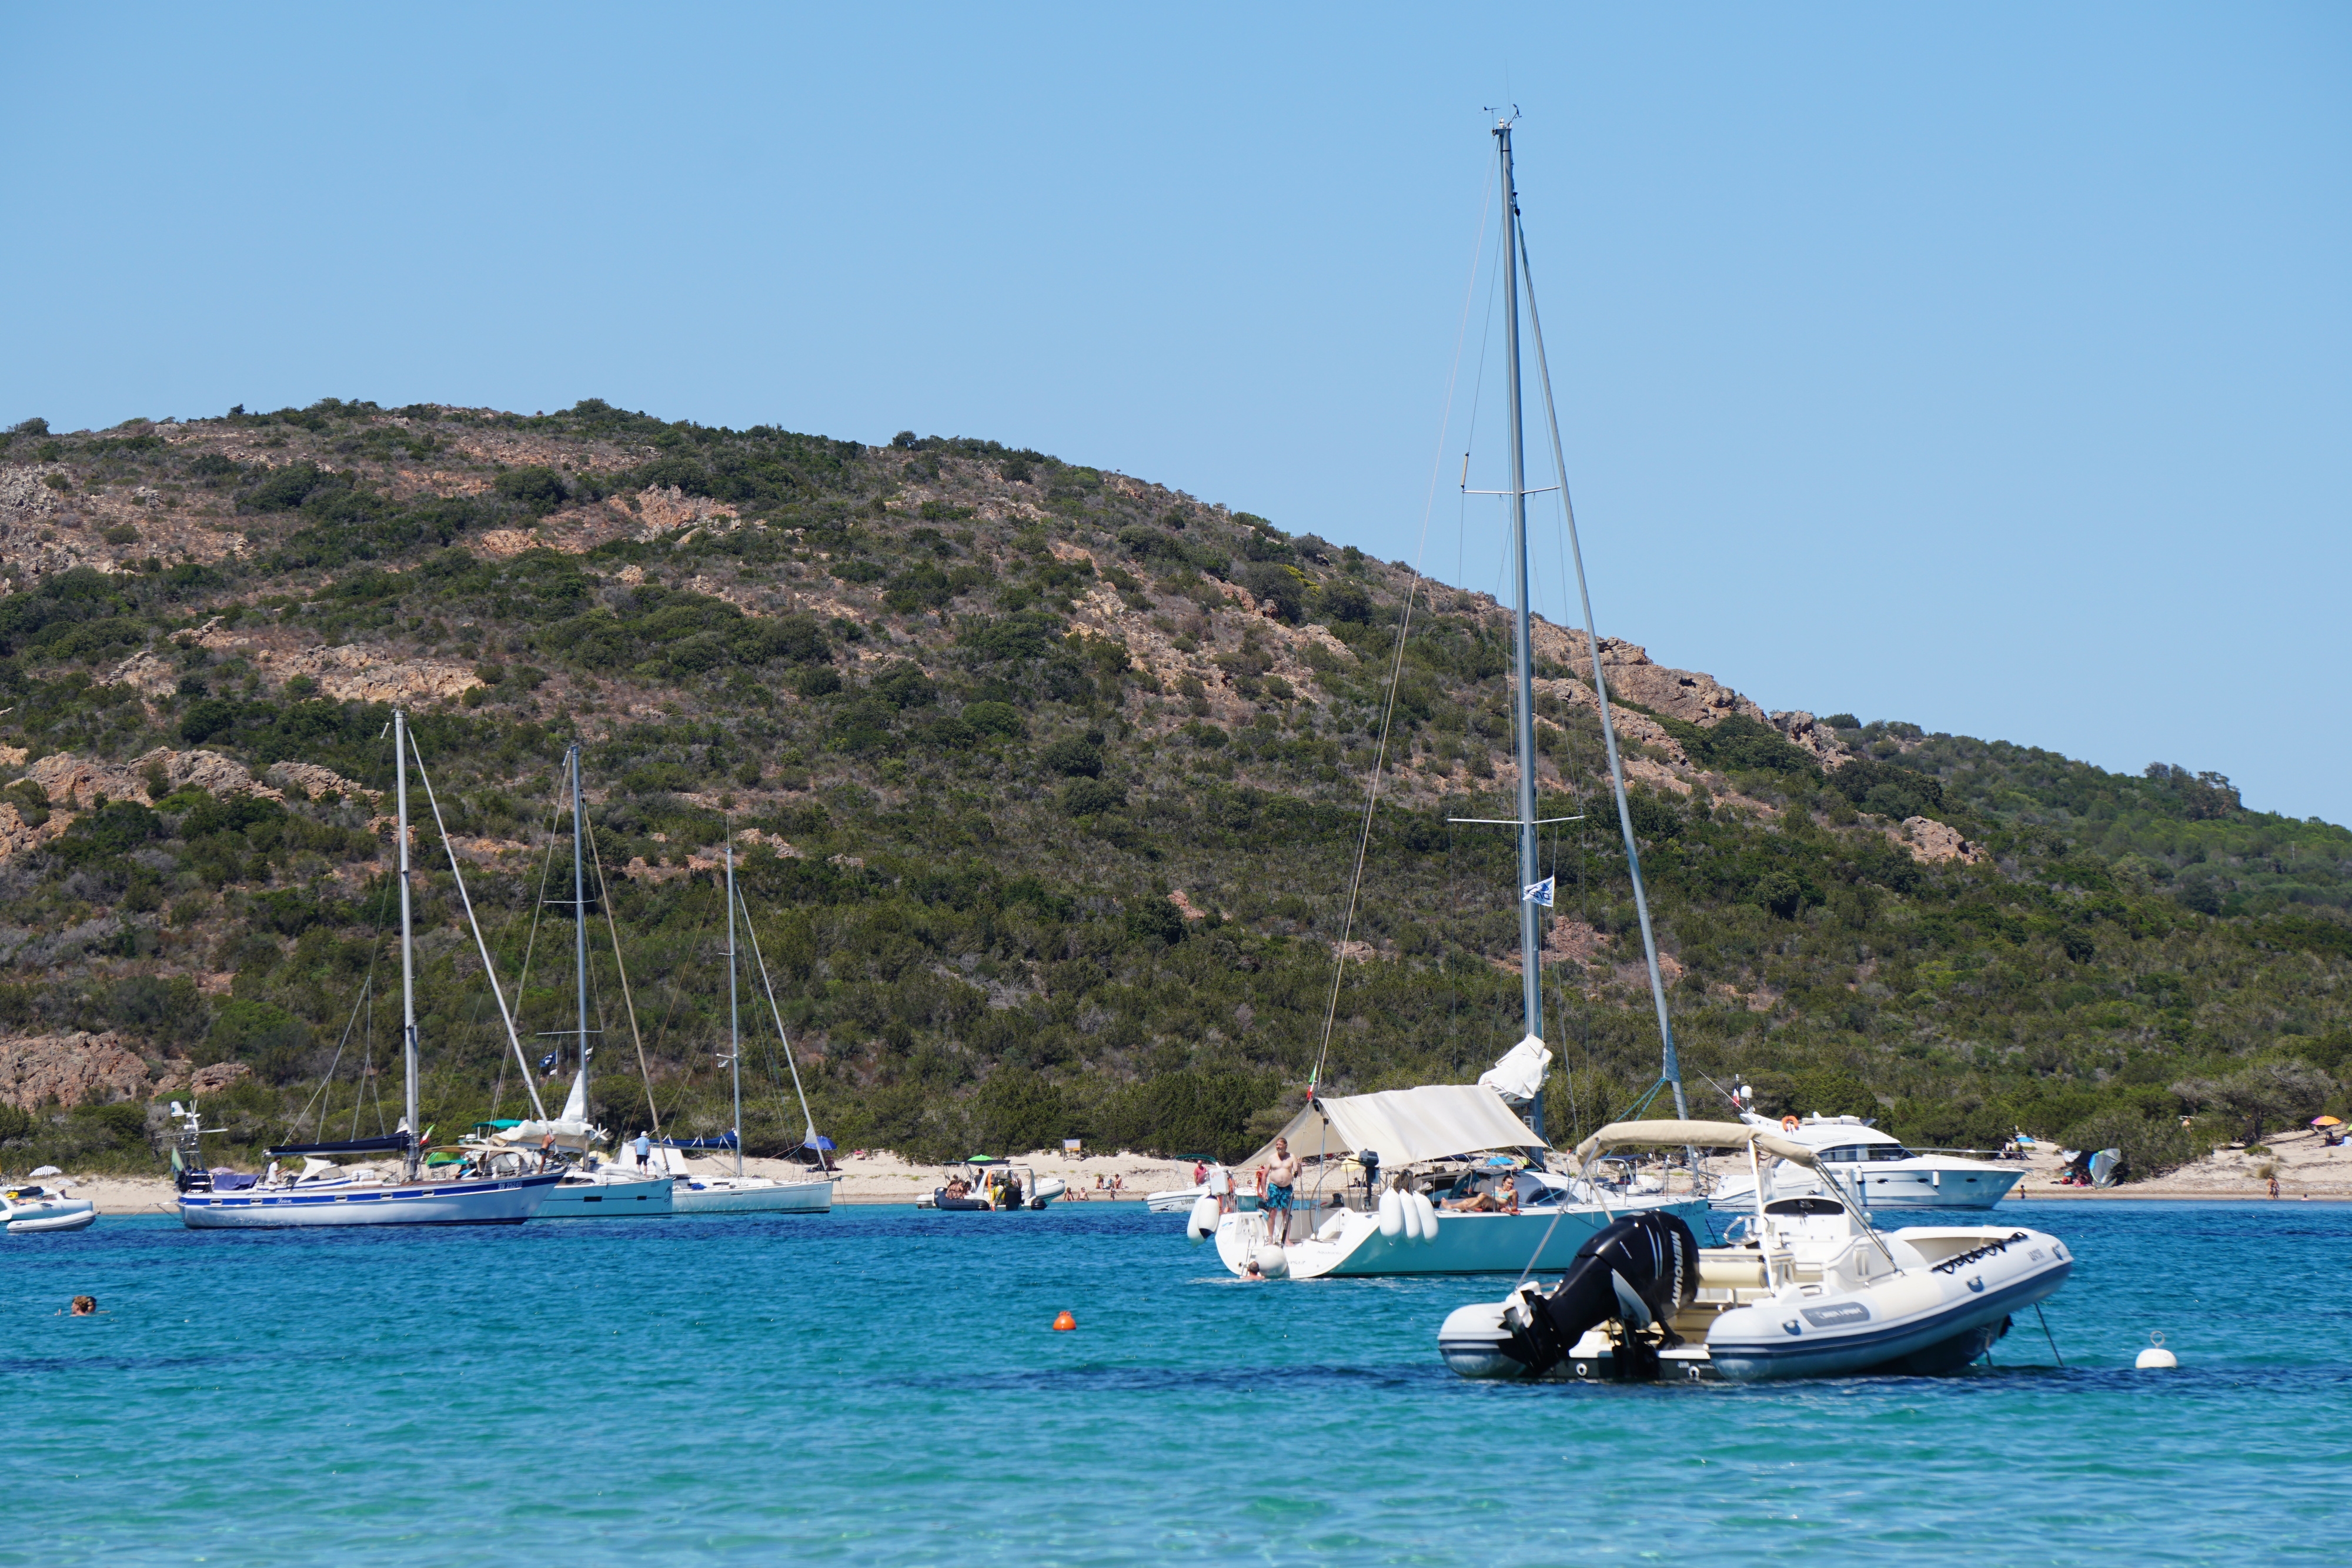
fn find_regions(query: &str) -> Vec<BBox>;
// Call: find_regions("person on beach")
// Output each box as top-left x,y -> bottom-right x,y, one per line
634,1132 -> 652,1171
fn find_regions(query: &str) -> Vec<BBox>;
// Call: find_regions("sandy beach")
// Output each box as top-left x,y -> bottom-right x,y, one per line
54,1147 -> 1205,1215
41,1128 -> 2352,1214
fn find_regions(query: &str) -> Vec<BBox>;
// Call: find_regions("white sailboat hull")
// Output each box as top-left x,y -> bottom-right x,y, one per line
178,1172 -> 562,1228
534,1171 -> 676,1218
1212,1198 -> 1708,1279
672,1176 -> 833,1214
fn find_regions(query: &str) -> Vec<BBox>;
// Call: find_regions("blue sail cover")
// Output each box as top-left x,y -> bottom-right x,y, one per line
659,1132 -> 739,1151
263,1134 -> 413,1158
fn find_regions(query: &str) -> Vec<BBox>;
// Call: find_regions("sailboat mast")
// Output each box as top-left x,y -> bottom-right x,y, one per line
725,835 -> 742,1179
395,708 -> 419,1179
1497,121 -> 1544,1045
570,743 -> 589,1102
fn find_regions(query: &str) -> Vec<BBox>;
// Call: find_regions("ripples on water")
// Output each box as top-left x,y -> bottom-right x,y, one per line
4,1201 -> 2346,1565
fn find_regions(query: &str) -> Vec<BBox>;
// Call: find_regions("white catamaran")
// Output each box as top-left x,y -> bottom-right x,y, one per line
1200,118 -> 1713,1279
173,710 -> 562,1228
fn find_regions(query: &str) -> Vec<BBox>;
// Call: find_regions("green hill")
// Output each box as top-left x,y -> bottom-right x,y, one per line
0,399 -> 2343,1181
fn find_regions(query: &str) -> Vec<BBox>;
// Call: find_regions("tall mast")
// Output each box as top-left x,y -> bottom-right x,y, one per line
570,743 -> 590,1113
725,834 -> 742,1179
395,708 -> 419,1179
1497,121 -> 1544,1049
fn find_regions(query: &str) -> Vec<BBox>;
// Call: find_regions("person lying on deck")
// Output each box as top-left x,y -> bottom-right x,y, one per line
1447,1174 -> 1518,1213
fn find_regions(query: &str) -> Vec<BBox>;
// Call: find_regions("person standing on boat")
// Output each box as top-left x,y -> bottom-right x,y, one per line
1261,1136 -> 1301,1242
634,1131 -> 651,1172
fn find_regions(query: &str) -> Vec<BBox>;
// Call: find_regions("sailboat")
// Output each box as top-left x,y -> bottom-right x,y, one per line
1199,116 -> 1709,1279
484,743 -> 674,1218
172,710 -> 564,1228
650,838 -> 834,1215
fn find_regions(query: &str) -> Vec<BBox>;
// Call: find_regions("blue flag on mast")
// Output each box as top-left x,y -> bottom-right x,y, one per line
1522,876 -> 1554,907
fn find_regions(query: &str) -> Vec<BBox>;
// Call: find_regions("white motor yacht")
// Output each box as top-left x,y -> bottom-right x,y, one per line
1707,1112 -> 2022,1211
1438,1119 -> 2073,1383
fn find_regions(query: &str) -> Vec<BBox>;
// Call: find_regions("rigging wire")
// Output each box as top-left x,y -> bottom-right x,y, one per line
582,804 -> 664,1142
406,732 -> 548,1120
1512,210 -> 1688,1121
1309,159 -> 1495,1097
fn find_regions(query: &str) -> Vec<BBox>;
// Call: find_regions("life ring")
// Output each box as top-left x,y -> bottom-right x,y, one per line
1780,1115 -> 1801,1133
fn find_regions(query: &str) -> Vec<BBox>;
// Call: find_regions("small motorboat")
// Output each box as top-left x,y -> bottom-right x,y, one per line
1436,1119 -> 2073,1383
917,1158 -> 1067,1211
2,1183 -> 98,1234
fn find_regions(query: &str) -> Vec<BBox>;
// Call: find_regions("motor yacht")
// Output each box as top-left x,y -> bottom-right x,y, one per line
1707,1112 -> 2022,1211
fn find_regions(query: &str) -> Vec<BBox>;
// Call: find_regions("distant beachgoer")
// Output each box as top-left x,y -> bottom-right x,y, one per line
2269,1175 -> 2281,1199
634,1132 -> 652,1171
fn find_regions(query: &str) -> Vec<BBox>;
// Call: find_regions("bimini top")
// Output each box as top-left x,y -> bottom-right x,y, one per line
1572,1119 -> 1819,1168
1241,1085 -> 1547,1171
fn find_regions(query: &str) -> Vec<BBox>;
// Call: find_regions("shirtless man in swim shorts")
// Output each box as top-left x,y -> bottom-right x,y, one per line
1261,1136 -> 1302,1241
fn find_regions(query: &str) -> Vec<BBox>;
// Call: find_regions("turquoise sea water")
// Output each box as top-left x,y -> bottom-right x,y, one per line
5,1199 -> 2347,1566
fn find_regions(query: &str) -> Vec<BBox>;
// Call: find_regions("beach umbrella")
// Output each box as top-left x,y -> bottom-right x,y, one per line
804,1135 -> 837,1150
2313,1115 -> 2343,1127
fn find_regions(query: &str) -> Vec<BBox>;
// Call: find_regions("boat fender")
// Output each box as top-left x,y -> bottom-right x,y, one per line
1377,1189 -> 1405,1238
1185,1194 -> 1220,1244
1399,1189 -> 1426,1243
1411,1190 -> 1439,1244
1252,1245 -> 1290,1280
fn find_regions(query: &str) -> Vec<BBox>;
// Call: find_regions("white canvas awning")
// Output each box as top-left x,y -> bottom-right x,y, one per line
1241,1084 -> 1547,1171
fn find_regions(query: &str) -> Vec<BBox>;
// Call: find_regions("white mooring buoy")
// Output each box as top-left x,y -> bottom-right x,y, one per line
2135,1330 -> 2179,1369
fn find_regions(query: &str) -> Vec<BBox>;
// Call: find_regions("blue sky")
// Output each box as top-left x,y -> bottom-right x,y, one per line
4,4 -> 2346,820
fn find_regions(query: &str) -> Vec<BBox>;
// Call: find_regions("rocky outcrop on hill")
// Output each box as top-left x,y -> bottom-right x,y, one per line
0,1031 -> 152,1109
14,748 -> 370,816
1770,710 -> 1850,766
1899,817 -> 1984,865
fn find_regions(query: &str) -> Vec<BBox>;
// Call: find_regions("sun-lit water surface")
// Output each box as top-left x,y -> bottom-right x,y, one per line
4,1199 -> 2347,1566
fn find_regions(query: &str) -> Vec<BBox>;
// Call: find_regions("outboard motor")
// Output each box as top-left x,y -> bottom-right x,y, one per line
1358,1148 -> 1379,1203
1495,1211 -> 1699,1379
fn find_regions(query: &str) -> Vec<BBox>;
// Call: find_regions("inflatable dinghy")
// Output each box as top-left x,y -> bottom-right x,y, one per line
1436,1121 -> 2072,1383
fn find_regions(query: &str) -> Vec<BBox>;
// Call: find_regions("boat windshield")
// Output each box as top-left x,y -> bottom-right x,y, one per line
1819,1143 -> 1917,1163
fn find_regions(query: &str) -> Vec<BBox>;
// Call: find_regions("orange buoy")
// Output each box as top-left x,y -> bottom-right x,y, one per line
1052,1310 -> 1077,1332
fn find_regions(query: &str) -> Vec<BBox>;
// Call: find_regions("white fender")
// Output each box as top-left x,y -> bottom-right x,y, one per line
1253,1245 -> 1291,1279
1377,1189 -> 1405,1238
1412,1191 -> 1440,1244
1401,1189 -> 1428,1243
1185,1195 -> 1220,1244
